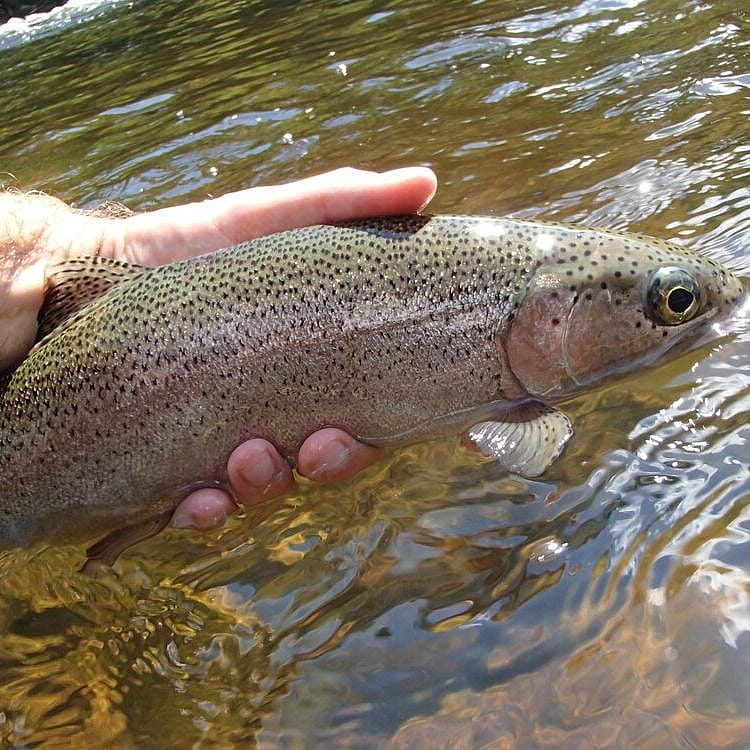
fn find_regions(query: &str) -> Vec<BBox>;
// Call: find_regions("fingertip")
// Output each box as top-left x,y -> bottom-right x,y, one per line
384,166 -> 438,209
306,165 -> 438,225
417,168 -> 438,211
171,489 -> 236,531
298,428 -> 382,482
227,438 -> 294,505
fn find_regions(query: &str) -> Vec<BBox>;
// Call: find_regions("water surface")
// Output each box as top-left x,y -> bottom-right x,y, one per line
0,0 -> 748,747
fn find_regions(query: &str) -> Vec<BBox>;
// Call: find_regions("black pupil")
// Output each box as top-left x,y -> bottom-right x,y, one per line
667,287 -> 694,314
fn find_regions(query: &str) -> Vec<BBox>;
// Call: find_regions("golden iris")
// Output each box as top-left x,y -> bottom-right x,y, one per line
646,267 -> 701,325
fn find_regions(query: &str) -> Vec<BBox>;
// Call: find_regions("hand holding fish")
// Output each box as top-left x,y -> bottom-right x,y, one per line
0,167 -> 437,534
1,170 -> 743,569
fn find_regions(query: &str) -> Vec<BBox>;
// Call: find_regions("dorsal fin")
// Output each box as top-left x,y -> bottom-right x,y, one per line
37,256 -> 146,341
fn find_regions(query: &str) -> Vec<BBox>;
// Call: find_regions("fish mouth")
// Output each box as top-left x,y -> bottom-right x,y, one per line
728,285 -> 750,328
694,293 -> 750,343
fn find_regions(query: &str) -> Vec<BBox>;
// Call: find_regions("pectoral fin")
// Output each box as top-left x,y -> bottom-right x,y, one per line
465,403 -> 572,478
36,256 -> 147,344
80,510 -> 173,575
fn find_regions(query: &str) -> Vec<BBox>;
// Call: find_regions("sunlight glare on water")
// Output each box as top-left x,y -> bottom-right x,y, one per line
0,0 -> 129,51
0,0 -> 748,747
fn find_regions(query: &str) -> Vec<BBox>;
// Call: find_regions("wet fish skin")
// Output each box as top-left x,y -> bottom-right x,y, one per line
0,215 -> 743,552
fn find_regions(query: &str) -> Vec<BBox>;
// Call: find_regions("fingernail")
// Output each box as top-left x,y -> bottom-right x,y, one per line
170,508 -> 193,529
307,438 -> 353,480
171,506 -> 195,529
239,445 -> 278,489
172,504 -> 230,531
170,490 -> 233,530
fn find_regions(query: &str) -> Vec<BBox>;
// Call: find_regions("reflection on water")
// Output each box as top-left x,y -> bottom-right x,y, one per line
0,0 -> 128,51
0,0 -> 749,747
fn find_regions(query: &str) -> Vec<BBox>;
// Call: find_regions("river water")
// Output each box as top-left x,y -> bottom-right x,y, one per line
0,0 -> 749,747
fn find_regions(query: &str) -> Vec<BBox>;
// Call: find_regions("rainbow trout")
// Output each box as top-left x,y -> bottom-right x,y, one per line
0,215 -> 744,564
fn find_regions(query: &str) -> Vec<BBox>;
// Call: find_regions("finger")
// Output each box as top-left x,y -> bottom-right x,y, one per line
170,439 -> 294,530
171,488 -> 236,531
117,166 -> 438,265
297,427 -> 382,482
226,438 -> 295,506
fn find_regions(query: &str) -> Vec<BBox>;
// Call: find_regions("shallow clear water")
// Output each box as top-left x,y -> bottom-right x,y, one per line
0,0 -> 748,747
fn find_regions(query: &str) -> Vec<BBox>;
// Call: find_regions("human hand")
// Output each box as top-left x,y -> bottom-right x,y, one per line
0,167 -> 437,530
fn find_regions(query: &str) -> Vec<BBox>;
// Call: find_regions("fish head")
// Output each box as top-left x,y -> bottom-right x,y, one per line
503,223 -> 745,398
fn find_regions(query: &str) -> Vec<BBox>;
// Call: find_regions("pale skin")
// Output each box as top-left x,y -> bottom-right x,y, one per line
0,166 -> 438,530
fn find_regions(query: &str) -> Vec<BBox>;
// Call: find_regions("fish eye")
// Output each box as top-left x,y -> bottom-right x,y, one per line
646,267 -> 702,326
